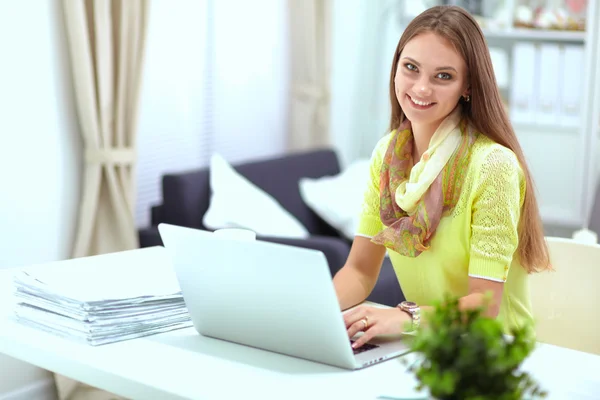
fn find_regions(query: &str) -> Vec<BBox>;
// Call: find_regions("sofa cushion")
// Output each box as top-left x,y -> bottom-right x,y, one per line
299,159 -> 370,241
203,154 -> 310,238
230,149 -> 343,235
160,149 -> 343,236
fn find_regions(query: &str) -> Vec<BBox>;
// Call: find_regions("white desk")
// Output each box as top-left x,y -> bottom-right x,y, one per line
1,268 -> 599,400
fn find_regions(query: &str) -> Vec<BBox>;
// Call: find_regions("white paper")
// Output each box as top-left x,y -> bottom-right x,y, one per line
13,246 -> 182,303
11,247 -> 193,346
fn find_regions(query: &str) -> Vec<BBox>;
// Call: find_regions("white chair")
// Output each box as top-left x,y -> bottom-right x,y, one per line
529,237 -> 600,355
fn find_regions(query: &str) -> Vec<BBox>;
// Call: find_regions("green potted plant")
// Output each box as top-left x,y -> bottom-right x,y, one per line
402,294 -> 547,400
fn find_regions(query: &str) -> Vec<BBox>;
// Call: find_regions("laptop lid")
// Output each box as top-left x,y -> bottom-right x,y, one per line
158,223 -> 356,368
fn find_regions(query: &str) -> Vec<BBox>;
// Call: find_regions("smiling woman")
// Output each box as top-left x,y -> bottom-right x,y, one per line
332,5 -> 552,350
394,32 -> 470,160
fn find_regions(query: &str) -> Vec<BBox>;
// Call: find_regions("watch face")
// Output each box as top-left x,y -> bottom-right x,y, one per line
403,301 -> 418,309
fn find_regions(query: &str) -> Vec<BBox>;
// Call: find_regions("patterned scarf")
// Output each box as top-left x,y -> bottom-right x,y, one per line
371,106 -> 476,257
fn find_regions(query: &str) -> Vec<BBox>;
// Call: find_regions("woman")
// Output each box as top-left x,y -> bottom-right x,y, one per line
334,5 -> 551,350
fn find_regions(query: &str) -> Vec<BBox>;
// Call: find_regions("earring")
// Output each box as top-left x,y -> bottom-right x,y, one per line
463,95 -> 470,102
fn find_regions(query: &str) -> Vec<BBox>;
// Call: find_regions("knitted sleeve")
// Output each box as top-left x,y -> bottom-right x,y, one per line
468,147 -> 526,282
356,134 -> 392,238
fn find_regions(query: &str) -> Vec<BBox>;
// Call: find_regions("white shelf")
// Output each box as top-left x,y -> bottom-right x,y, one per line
482,28 -> 586,42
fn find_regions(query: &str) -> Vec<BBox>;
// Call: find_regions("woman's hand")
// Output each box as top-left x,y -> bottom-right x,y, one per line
343,305 -> 412,349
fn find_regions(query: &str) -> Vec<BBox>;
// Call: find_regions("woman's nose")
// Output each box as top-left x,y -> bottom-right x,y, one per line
414,78 -> 432,97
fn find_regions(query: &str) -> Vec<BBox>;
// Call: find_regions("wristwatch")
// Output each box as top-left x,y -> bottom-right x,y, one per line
397,301 -> 421,331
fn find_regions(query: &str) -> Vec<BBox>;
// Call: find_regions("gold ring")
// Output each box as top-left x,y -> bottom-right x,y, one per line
364,316 -> 369,329
361,318 -> 368,330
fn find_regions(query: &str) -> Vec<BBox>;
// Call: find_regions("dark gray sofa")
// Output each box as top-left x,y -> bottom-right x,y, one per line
138,149 -> 405,307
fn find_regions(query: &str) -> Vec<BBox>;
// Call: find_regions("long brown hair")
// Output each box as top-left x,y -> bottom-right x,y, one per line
388,6 -> 550,273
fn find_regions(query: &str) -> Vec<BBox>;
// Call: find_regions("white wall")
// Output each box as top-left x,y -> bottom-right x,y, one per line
135,0 -> 209,227
330,0 -> 403,168
135,0 -> 289,227
0,0 -> 81,398
329,0 -> 366,168
212,0 -> 288,164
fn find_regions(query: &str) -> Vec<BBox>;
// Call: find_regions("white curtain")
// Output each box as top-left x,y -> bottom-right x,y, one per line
287,0 -> 332,151
64,0 -> 148,259
57,0 -> 149,398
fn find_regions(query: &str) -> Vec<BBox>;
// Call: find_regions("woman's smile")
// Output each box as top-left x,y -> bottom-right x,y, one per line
406,94 -> 436,110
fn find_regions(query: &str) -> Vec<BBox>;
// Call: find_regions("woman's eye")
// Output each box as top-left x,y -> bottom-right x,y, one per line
405,63 -> 417,72
437,72 -> 452,80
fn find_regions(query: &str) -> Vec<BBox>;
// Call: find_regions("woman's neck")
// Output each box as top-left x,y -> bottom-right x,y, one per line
411,121 -> 439,163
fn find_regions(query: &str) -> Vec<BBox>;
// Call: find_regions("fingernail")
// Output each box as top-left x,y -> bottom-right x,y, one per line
352,342 -> 357,349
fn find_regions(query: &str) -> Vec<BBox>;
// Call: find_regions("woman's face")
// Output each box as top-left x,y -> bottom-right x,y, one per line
394,32 -> 469,127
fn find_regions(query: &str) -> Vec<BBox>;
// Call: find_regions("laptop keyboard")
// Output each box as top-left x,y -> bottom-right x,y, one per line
350,340 -> 379,355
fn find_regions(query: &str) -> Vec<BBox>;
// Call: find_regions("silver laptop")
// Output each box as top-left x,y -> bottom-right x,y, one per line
158,223 -> 410,370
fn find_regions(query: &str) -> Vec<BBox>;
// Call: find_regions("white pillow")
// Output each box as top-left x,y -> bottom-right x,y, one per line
299,159 -> 370,241
203,154 -> 310,239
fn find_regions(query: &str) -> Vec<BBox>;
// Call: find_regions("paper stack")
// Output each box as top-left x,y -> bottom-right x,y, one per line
12,247 -> 192,346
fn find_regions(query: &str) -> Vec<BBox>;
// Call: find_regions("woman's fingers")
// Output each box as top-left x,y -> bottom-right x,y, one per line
344,307 -> 373,330
343,305 -> 367,328
345,308 -> 408,349
351,325 -> 379,349
347,318 -> 369,339
343,306 -> 383,348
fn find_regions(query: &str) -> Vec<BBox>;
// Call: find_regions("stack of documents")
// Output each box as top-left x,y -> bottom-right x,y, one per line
12,247 -> 192,346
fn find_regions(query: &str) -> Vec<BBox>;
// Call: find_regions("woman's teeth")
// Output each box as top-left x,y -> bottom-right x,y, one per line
410,96 -> 432,106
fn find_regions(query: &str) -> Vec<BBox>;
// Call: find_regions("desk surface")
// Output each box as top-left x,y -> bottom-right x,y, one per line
1,268 -> 599,400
